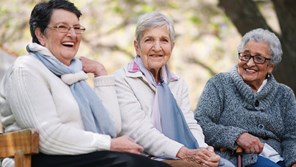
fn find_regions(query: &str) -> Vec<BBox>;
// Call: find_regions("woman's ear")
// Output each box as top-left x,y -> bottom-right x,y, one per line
134,40 -> 140,55
267,63 -> 274,74
35,28 -> 46,46
171,41 -> 175,50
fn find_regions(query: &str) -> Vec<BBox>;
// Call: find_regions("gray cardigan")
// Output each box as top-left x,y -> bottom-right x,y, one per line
195,67 -> 296,167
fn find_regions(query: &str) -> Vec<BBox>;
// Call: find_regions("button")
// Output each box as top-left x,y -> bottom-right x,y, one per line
255,100 -> 259,107
262,136 -> 268,140
258,124 -> 264,129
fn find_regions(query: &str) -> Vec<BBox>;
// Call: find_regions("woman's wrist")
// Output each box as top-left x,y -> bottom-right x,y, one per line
176,146 -> 189,159
94,67 -> 107,77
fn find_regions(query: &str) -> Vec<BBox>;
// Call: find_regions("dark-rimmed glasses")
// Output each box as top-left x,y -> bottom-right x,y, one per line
238,52 -> 271,64
47,24 -> 86,34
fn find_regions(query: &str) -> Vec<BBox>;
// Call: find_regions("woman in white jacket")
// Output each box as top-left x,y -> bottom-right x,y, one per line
114,11 -> 234,167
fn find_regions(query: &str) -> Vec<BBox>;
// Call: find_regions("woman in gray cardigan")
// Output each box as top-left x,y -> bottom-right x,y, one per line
195,28 -> 296,167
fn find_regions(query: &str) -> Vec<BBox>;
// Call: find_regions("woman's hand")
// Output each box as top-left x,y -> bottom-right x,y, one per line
111,136 -> 144,154
80,56 -> 107,76
176,146 -> 220,167
236,132 -> 264,154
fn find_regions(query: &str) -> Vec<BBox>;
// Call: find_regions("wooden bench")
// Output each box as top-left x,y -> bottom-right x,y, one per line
0,129 -> 39,167
218,147 -> 243,167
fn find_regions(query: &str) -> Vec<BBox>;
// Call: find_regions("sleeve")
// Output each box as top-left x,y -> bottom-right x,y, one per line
281,87 -> 296,167
93,75 -> 121,134
175,78 -> 208,147
194,77 -> 247,149
114,71 -> 183,159
5,64 -> 111,154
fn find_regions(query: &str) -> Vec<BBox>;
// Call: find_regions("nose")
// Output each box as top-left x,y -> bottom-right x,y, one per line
246,57 -> 255,66
152,41 -> 161,51
67,27 -> 77,37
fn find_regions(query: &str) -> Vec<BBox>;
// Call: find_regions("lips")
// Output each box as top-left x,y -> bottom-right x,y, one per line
149,54 -> 163,57
62,41 -> 74,47
243,64 -> 258,73
245,68 -> 257,73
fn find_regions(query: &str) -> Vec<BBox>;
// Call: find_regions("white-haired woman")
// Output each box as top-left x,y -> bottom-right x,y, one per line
114,11 -> 234,167
195,28 -> 296,167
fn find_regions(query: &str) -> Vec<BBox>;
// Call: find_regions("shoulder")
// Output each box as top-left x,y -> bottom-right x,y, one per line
14,54 -> 38,65
277,82 -> 294,93
276,82 -> 295,100
166,71 -> 186,88
268,76 -> 295,97
2,55 -> 39,78
4,54 -> 57,85
113,66 -> 125,79
113,66 -> 131,85
11,54 -> 44,72
206,72 -> 231,86
114,64 -> 141,79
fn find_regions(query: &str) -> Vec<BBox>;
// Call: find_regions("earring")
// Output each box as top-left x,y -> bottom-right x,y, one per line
266,73 -> 271,78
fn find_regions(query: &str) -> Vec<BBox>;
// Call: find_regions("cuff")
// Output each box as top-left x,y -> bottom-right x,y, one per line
94,75 -> 115,87
96,134 -> 112,150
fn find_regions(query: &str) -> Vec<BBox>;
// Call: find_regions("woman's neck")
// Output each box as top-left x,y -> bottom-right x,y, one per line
150,69 -> 160,83
246,79 -> 267,92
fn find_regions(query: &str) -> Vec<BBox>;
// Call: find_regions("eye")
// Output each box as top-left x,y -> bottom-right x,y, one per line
255,55 -> 265,62
161,38 -> 169,43
73,26 -> 81,30
56,24 -> 69,30
144,37 -> 153,42
242,54 -> 251,60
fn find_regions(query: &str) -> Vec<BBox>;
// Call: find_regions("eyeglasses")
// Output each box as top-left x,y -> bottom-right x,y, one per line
47,24 -> 86,34
238,52 -> 271,64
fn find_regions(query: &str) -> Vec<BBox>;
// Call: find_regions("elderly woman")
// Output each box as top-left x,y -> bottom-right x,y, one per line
0,1 -> 170,167
195,28 -> 296,167
114,11 -> 234,167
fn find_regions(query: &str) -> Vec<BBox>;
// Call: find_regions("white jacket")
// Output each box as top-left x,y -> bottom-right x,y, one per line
114,64 -> 207,159
0,54 -> 121,155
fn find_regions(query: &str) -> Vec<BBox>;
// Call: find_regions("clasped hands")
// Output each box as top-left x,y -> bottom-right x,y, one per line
177,146 -> 220,167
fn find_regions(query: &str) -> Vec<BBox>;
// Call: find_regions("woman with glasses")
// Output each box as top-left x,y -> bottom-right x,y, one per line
0,1 -> 170,167
195,28 -> 296,167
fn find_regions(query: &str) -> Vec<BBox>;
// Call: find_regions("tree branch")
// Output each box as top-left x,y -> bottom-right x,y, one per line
185,57 -> 216,76
218,0 -> 272,35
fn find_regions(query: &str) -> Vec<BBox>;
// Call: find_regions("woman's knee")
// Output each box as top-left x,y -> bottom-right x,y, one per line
112,152 -> 169,167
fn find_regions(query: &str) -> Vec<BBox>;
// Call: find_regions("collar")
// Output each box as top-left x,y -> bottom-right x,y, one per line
257,79 -> 267,92
126,57 -> 179,82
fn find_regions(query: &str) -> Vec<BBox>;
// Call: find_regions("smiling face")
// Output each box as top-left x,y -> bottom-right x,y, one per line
237,40 -> 274,91
35,9 -> 82,66
134,26 -> 174,81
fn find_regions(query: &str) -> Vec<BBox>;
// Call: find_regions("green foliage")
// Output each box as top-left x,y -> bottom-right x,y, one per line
190,16 -> 201,24
0,0 -> 276,107
139,4 -> 154,13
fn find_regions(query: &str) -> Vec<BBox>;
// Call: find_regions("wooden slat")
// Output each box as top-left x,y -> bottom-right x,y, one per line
0,129 -> 39,158
0,122 -> 3,133
14,151 -> 32,167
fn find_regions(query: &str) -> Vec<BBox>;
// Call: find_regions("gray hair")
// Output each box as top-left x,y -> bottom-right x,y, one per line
237,28 -> 282,65
135,11 -> 175,43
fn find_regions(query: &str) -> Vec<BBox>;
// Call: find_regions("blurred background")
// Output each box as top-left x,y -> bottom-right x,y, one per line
0,0 -> 295,109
